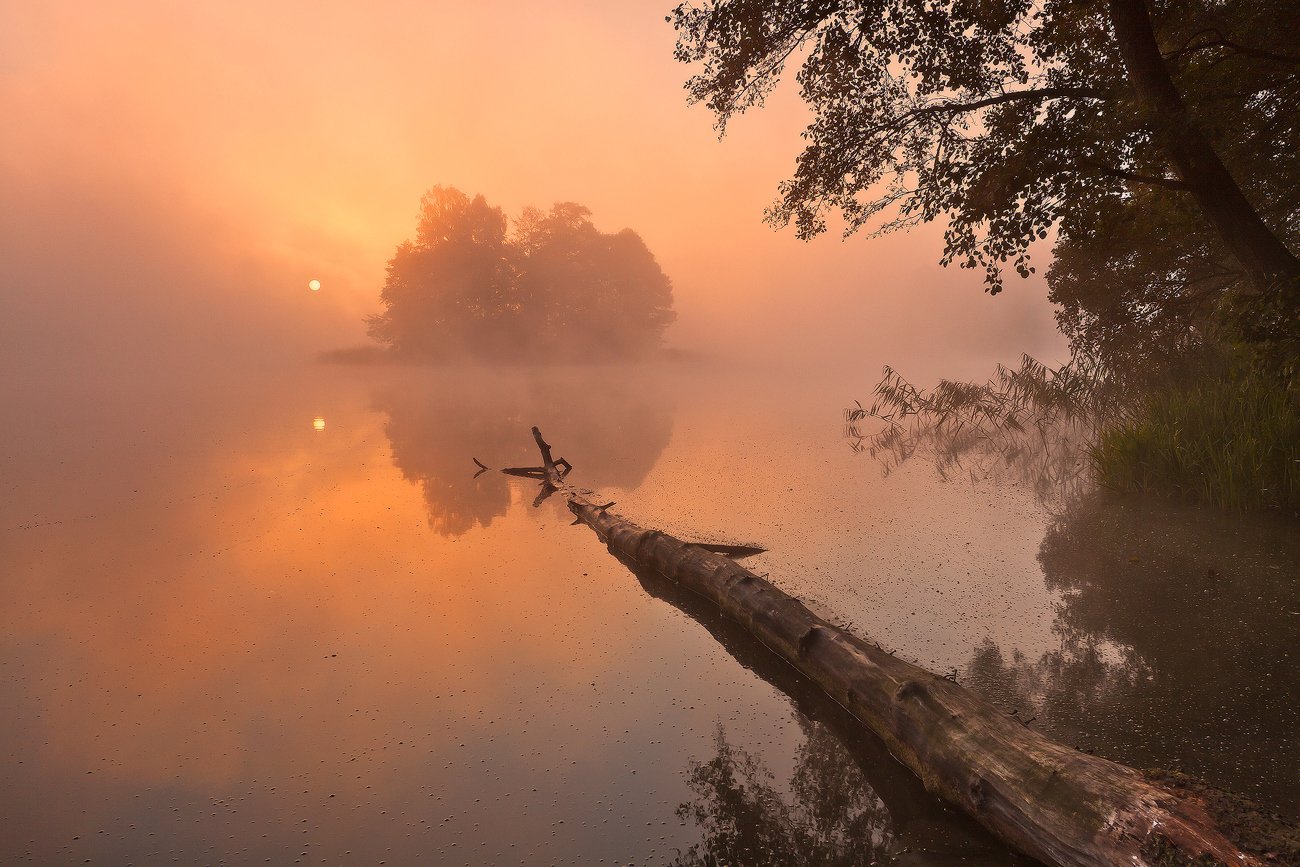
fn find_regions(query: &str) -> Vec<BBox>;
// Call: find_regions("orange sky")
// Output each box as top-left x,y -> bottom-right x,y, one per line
1,0 -> 1064,378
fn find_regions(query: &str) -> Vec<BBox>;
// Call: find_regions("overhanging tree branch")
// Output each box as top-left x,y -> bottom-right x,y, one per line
1081,158 -> 1191,191
918,86 -> 1108,115
1163,27 -> 1300,66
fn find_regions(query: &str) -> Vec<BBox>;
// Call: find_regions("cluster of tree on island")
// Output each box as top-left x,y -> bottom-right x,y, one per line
366,187 -> 675,361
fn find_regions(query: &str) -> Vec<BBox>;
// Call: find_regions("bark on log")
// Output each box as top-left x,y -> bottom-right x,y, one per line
624,553 -> 1037,863
519,426 -> 1274,867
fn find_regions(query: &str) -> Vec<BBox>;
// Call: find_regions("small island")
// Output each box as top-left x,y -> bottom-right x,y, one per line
365,186 -> 676,362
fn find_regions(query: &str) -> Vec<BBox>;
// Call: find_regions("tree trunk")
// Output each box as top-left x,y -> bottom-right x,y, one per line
519,426 -> 1276,867
1107,0 -> 1300,292
626,553 -> 1039,864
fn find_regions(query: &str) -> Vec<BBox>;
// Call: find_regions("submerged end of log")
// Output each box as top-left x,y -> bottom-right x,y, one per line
1139,770 -> 1299,867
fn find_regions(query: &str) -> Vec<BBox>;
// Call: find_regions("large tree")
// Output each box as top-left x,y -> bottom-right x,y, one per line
367,187 -> 676,360
670,0 -> 1299,363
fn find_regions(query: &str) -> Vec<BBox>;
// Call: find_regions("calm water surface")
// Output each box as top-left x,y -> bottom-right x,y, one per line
1,361 -> 1294,864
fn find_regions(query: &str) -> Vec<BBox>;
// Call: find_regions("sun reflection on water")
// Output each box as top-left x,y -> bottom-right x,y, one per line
312,416 -> 325,432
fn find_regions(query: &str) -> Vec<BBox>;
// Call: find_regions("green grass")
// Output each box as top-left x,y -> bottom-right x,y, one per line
1091,366 -> 1300,512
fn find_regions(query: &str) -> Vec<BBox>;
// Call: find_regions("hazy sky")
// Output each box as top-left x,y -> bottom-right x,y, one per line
1,0 -> 1064,380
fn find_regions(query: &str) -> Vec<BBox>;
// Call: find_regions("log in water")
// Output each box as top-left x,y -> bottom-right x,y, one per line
513,426 -> 1275,867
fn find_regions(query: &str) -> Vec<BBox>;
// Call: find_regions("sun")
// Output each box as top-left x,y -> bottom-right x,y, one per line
308,279 -> 321,291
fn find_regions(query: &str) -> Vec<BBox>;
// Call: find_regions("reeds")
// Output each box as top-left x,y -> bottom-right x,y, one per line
1090,366 -> 1300,512
845,355 -> 1107,508
847,353 -> 1299,514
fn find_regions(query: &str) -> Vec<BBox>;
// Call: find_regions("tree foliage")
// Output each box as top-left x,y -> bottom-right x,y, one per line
671,0 -> 1300,368
1047,2 -> 1300,371
844,355 -> 1102,506
367,187 -> 676,360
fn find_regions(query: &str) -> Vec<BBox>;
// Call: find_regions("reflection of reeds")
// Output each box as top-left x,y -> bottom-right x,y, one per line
845,355 -> 1111,508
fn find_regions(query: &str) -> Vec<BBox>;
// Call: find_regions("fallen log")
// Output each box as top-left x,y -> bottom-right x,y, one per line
506,426 -> 1285,867
623,552 -> 1036,864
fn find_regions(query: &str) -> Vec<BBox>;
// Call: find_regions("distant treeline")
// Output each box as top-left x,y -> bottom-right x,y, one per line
367,187 -> 675,361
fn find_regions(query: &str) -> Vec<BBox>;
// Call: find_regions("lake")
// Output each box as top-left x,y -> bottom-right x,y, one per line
2,359 -> 1294,864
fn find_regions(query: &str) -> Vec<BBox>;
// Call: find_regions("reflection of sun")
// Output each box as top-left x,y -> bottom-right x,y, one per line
308,279 -> 321,291
312,417 -> 326,432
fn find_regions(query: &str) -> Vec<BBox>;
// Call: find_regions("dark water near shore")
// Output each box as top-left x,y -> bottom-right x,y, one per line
1,361 -> 1295,864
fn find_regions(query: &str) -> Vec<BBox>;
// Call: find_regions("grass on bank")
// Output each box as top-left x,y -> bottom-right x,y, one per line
853,354 -> 1299,514
1091,365 -> 1300,512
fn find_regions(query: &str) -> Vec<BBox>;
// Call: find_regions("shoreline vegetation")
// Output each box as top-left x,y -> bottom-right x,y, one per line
848,351 -> 1299,516
1092,362 -> 1299,512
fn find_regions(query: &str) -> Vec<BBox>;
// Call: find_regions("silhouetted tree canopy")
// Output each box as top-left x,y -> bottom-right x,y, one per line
671,0 -> 1299,368
367,187 -> 676,360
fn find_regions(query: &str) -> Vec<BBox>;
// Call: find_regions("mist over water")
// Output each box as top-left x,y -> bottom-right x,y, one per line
1,1 -> 1066,386
5,354 -> 1294,864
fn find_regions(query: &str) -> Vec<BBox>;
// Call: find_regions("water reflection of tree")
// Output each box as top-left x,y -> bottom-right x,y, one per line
375,370 -> 673,536
963,494 -> 1300,815
674,719 -> 892,867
